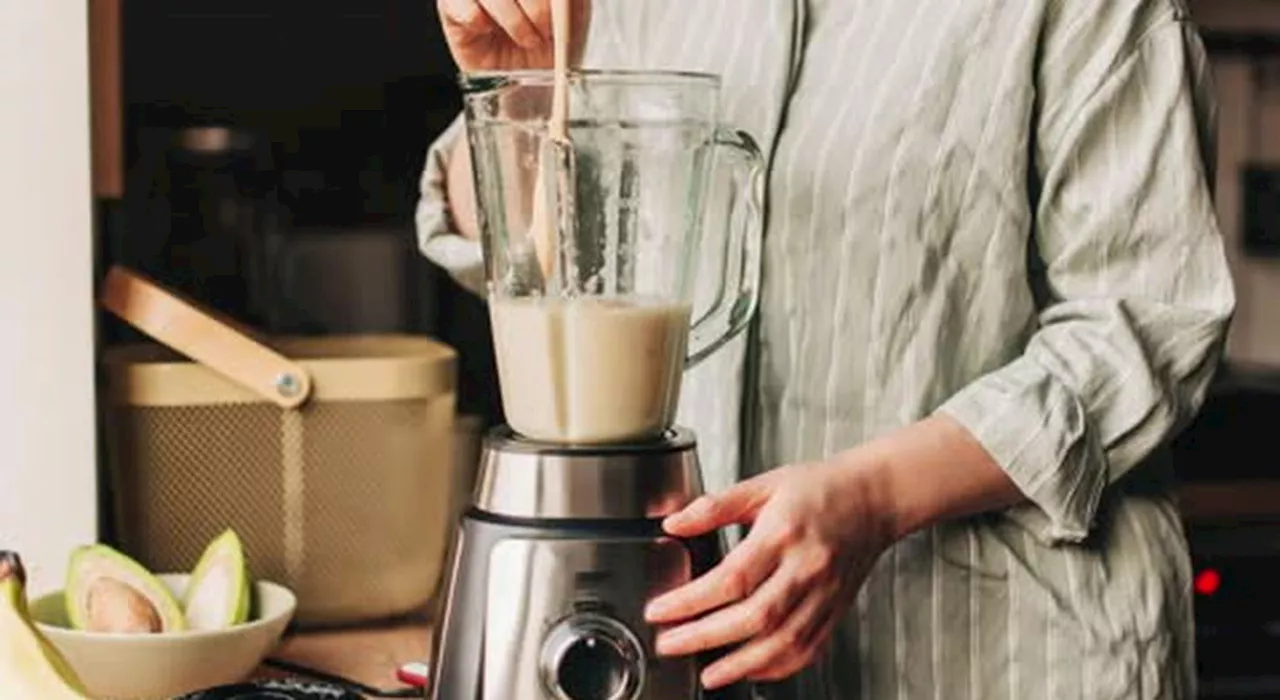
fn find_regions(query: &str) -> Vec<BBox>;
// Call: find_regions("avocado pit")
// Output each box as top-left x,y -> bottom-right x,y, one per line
85,576 -> 162,634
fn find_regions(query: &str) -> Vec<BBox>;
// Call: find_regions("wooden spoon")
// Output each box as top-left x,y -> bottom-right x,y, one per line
526,0 -> 573,287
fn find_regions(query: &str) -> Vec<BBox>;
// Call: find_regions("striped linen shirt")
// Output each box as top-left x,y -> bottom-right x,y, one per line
416,0 -> 1237,697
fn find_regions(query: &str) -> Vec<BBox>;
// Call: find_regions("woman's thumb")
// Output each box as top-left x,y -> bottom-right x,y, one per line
662,475 -> 773,536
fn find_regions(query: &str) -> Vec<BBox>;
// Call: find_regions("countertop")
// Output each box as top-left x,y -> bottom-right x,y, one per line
252,618 -> 432,693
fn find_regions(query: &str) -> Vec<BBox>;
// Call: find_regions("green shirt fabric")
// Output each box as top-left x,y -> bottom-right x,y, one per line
416,0 -> 1236,697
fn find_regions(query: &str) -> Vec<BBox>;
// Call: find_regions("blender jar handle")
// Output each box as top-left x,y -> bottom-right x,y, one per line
686,127 -> 765,368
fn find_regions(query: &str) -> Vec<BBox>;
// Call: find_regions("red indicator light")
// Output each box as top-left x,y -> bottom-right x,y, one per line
1194,568 -> 1221,596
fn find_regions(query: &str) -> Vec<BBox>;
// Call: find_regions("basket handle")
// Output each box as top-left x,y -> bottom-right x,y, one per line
100,265 -> 313,408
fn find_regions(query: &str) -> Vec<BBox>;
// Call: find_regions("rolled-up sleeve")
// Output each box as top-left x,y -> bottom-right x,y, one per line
415,113 -> 489,297
936,15 -> 1236,545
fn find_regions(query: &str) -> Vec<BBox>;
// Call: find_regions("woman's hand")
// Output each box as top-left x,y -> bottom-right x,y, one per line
438,0 -> 591,72
643,455 -> 896,689
644,415 -> 1024,690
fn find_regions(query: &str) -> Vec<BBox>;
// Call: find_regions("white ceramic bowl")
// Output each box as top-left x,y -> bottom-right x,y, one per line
29,574 -> 297,700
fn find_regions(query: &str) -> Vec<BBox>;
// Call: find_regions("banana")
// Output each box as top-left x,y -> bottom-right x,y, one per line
0,551 -> 94,699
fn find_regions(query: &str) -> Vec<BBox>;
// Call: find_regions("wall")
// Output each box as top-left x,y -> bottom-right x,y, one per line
1210,55 -> 1280,368
0,3 -> 99,592
1194,0 -> 1280,35
1190,0 -> 1280,367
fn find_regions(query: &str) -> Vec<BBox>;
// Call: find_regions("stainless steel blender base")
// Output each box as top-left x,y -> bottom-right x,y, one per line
428,426 -> 750,700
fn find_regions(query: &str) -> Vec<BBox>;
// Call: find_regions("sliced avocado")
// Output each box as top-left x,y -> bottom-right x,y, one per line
65,544 -> 186,634
183,529 -> 251,631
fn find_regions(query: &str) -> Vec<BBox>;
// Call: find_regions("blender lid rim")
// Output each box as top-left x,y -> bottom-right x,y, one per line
457,68 -> 722,93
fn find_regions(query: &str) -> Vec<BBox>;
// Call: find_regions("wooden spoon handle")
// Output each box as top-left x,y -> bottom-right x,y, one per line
100,266 -> 313,408
549,0 -> 571,140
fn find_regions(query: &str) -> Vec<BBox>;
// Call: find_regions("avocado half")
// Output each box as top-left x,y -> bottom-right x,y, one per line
183,529 -> 251,631
65,544 -> 186,634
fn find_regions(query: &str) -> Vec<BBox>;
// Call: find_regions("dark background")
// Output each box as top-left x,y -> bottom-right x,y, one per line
103,1 -> 502,425
120,1 -> 458,226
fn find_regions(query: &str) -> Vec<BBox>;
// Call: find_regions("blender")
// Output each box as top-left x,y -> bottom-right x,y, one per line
428,70 -> 764,700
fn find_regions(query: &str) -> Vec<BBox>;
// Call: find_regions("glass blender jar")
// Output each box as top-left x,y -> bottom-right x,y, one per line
462,69 -> 763,444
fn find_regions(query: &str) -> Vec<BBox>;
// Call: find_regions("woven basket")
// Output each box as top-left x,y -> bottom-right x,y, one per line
98,266 -> 459,625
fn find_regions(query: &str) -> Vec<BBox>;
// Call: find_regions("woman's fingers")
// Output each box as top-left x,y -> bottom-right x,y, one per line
644,527 -> 782,624
648,473 -> 796,624
439,0 -> 498,34
746,611 -> 844,686
514,0 -> 552,42
654,557 -> 809,657
662,472 -> 778,537
699,583 -> 843,690
478,0 -> 545,49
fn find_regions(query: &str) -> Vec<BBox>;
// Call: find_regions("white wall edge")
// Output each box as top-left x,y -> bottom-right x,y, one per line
0,2 -> 100,594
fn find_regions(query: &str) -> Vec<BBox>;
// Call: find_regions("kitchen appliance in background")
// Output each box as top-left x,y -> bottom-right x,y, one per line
96,266 -> 460,626
115,124 -> 284,334
1172,367 -> 1280,698
264,225 -> 424,336
1188,525 -> 1280,699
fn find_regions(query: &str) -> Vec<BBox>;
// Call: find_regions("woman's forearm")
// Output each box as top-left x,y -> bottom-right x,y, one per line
854,414 -> 1027,540
445,129 -> 482,242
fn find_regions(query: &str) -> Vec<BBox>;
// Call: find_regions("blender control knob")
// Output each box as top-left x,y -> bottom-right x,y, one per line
541,614 -> 645,700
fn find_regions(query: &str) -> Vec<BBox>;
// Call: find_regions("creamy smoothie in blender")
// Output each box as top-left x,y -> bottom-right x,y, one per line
467,69 -> 764,446
490,295 -> 691,444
